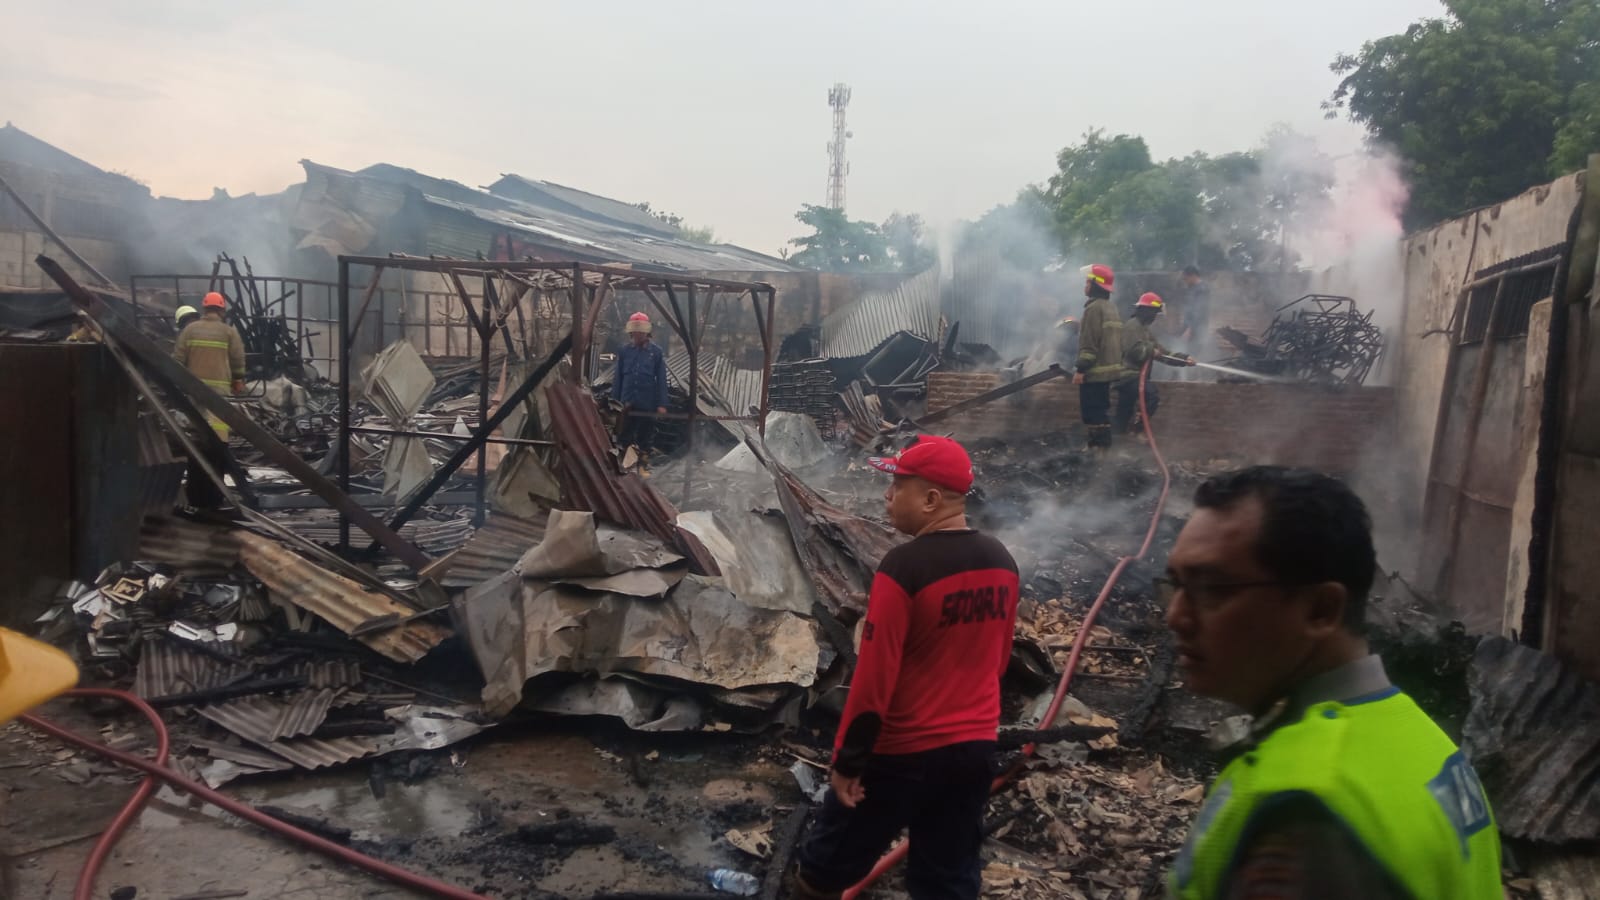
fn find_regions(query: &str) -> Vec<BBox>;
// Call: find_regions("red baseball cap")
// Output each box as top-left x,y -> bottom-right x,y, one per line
867,435 -> 974,494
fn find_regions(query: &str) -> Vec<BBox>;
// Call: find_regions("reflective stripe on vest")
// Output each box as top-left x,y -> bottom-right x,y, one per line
1170,690 -> 1501,900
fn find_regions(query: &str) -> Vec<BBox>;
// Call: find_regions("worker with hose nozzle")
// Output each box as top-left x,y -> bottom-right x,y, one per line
1163,466 -> 1501,899
1114,292 -> 1193,439
173,291 -> 246,510
792,435 -> 1018,900
610,311 -> 668,474
1072,263 -> 1123,452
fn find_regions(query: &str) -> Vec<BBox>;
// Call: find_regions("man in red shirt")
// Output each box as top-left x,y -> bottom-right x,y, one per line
794,435 -> 1019,900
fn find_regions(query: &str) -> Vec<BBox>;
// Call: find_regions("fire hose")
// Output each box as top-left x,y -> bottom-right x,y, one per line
20,690 -> 491,900
842,359 -> 1174,898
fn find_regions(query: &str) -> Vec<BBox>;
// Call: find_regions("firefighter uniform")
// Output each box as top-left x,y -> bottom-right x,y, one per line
1115,299 -> 1189,434
1075,294 -> 1123,448
173,312 -> 246,439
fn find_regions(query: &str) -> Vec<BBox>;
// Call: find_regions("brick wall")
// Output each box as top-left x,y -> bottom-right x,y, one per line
926,371 -> 1394,473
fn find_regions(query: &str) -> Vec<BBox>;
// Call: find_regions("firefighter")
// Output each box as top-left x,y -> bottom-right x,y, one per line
1071,264 -> 1123,451
610,311 -> 668,472
1114,292 -> 1194,437
173,292 -> 245,509
175,304 -> 200,332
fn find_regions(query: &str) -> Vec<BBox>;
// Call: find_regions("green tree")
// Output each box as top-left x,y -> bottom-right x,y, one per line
1034,129 -> 1314,270
1328,0 -> 1600,228
787,204 -> 891,272
881,212 -> 937,272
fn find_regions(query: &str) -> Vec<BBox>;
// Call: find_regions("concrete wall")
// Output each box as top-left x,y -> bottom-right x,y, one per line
1503,298 -> 1553,637
0,159 -> 143,289
926,371 -> 1393,473
0,229 -> 126,291
1548,157 -> 1600,679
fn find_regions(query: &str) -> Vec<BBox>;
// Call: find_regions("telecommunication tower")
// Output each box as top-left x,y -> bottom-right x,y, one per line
826,83 -> 852,212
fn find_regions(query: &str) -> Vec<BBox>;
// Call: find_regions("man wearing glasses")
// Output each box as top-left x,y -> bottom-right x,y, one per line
1162,466 -> 1502,899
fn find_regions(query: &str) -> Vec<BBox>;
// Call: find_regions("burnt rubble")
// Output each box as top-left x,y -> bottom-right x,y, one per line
11,256 -> 1586,899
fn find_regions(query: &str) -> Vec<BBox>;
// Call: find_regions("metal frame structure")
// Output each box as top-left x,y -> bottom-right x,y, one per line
334,255 -> 779,549
130,269 -> 342,380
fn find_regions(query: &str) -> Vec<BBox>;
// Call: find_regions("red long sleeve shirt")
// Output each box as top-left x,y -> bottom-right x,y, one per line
832,529 -> 1019,772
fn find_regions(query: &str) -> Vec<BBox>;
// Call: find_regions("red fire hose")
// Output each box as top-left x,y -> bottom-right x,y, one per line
842,361 -> 1174,897
21,690 -> 491,900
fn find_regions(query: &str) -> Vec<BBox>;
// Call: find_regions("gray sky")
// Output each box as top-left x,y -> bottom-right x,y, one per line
3,0 -> 1443,256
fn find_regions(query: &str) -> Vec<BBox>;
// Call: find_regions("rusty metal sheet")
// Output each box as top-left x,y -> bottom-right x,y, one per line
1464,637 -> 1600,842
285,659 -> 362,689
235,532 -> 450,664
425,512 -> 549,589
545,383 -> 719,575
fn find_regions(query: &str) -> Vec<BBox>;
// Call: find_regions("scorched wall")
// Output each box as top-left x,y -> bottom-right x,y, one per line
926,371 -> 1393,473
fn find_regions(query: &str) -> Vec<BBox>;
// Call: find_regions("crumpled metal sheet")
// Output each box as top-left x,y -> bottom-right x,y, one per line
198,696 -> 486,770
676,510 -> 816,615
458,568 -> 822,718
545,382 -> 719,576
236,531 -> 450,664
1464,637 -> 1600,842
766,459 -> 903,620
527,678 -> 705,731
517,509 -> 686,597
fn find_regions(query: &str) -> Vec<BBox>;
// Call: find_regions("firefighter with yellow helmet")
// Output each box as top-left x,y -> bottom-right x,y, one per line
1114,292 -> 1194,437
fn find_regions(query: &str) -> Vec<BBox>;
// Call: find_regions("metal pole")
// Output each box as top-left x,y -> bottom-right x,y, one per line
338,256 -> 352,552
476,274 -> 492,527
757,288 -> 777,437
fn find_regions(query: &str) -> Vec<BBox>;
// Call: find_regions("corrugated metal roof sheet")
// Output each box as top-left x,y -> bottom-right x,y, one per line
198,697 -> 379,769
269,688 -> 340,740
946,247 -> 1020,352
311,161 -> 799,274
546,383 -> 719,575
134,640 -> 250,699
489,175 -> 680,237
820,267 -> 941,359
235,532 -> 451,664
139,517 -> 241,575
429,512 -> 548,589
1465,637 -> 1600,842
663,352 -> 765,420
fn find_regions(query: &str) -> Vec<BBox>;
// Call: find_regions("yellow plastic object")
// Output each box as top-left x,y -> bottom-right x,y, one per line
0,628 -> 78,723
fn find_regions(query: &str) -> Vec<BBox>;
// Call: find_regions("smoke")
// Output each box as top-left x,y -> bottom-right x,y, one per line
1253,135 -> 1411,377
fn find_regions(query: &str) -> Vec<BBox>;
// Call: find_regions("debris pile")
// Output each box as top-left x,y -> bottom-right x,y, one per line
1216,293 -> 1384,385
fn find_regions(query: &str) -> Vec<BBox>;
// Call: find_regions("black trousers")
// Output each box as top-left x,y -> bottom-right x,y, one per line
616,409 -> 657,452
796,741 -> 994,900
1113,378 -> 1160,433
1080,381 -> 1113,447
184,440 -> 230,510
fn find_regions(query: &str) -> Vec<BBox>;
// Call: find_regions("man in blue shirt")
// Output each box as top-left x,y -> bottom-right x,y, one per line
611,311 -> 669,468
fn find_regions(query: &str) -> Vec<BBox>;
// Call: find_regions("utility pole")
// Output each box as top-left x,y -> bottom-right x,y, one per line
826,83 -> 852,212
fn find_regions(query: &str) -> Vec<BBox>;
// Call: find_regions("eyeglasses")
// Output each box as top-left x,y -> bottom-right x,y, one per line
1155,576 -> 1297,612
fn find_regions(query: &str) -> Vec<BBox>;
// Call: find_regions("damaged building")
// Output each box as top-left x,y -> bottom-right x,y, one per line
3,117 -> 1600,900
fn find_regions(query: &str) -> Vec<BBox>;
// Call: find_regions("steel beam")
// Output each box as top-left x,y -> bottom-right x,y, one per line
38,255 -> 430,571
